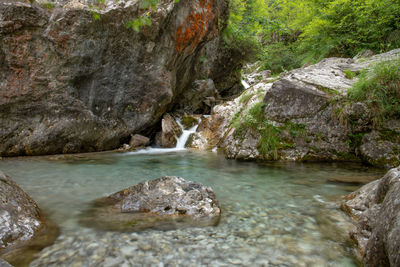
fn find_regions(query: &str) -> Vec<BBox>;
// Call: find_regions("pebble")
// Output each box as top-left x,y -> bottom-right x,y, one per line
29,194 -> 356,267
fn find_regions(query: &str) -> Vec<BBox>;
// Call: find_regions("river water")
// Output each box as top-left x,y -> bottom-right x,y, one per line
0,151 -> 383,266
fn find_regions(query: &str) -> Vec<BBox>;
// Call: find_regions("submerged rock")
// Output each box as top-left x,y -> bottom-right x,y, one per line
81,176 -> 221,231
341,166 -> 400,266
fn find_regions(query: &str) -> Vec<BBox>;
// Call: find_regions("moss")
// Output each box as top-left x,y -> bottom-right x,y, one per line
316,85 -> 339,97
231,101 -> 303,160
181,116 -> 199,130
40,2 -> 56,9
345,132 -> 366,148
379,130 -> 400,143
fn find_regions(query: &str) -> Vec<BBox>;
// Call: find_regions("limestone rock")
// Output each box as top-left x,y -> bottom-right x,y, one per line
129,134 -> 150,149
0,171 -> 41,250
0,0 -> 229,156
341,166 -> 400,266
80,176 -> 221,232
190,49 -> 400,167
180,115 -> 200,130
161,114 -> 182,148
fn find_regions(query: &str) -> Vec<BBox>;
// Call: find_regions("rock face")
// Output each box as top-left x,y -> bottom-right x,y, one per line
0,0 -> 229,156
341,166 -> 400,266
129,134 -> 150,149
80,176 -> 221,231
0,170 -> 41,250
190,49 -> 400,167
160,113 -> 182,148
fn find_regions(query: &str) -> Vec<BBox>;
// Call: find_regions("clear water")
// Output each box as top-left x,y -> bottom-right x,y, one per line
0,151 -> 383,266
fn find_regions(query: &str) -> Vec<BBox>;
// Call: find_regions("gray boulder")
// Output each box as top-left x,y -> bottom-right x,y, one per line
341,166 -> 400,266
129,134 -> 150,149
0,171 -> 41,250
80,176 -> 221,231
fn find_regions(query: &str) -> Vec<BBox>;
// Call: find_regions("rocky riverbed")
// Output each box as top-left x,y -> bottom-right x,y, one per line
0,152 -> 386,266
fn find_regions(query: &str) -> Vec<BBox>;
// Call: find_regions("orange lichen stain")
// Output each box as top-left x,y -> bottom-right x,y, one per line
174,0 -> 215,53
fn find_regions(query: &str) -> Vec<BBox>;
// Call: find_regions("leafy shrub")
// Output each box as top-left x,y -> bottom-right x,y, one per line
260,42 -> 302,74
348,57 -> 400,126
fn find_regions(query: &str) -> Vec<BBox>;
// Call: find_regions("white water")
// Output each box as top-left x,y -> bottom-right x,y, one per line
241,80 -> 250,89
128,118 -> 200,155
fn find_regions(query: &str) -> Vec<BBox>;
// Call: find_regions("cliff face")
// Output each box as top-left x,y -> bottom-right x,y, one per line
0,0 -> 228,156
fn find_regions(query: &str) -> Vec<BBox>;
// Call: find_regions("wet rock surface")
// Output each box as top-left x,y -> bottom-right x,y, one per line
0,170 -> 41,250
0,171 -> 58,267
160,114 -> 183,148
341,166 -> 400,266
0,0 -> 229,156
80,176 -> 221,232
191,49 -> 400,167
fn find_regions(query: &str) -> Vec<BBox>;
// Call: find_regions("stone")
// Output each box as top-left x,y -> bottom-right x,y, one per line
0,170 -> 41,250
0,258 -> 13,267
327,175 -> 380,185
129,134 -> 150,149
161,114 -> 182,148
180,115 -> 200,130
359,131 -> 400,168
0,0 -> 230,156
0,170 -> 58,266
177,79 -> 220,114
80,176 -> 221,232
189,49 -> 400,167
341,166 -> 400,266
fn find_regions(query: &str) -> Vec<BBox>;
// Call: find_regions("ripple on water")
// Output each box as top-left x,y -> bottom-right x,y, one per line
0,152 -> 383,266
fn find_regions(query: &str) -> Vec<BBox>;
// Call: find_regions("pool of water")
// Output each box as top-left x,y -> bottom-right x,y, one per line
0,151 -> 384,266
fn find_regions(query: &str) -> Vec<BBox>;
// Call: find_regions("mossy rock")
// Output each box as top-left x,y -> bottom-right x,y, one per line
181,115 -> 199,130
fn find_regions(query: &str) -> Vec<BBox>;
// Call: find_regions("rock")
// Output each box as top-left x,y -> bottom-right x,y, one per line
177,79 -> 220,114
161,114 -> 182,148
327,175 -> 379,185
0,171 -> 58,266
180,115 -> 200,130
129,134 -> 150,149
80,176 -> 221,232
0,259 -> 13,267
0,170 -> 41,250
189,49 -> 400,167
341,166 -> 400,266
0,0 -> 229,156
360,131 -> 400,168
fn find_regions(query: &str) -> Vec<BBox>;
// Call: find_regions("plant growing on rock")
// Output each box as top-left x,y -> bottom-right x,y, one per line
348,56 -> 400,126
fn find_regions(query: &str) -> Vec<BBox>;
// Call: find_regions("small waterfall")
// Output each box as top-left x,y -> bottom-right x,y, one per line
241,80 -> 250,89
128,117 -> 200,155
175,120 -> 199,149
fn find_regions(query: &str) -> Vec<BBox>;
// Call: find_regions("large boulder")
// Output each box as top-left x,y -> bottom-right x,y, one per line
80,176 -> 221,231
0,0 -> 229,156
341,166 -> 400,266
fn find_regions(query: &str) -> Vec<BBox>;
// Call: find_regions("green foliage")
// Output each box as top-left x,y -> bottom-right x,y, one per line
346,132 -> 366,147
125,16 -> 152,32
40,2 -> 56,9
344,69 -> 356,79
238,91 -> 254,104
260,42 -> 301,74
227,0 -> 400,74
348,57 -> 400,126
232,101 -> 305,159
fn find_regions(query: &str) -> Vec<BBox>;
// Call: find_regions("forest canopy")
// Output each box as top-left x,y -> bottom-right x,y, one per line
226,0 -> 400,73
